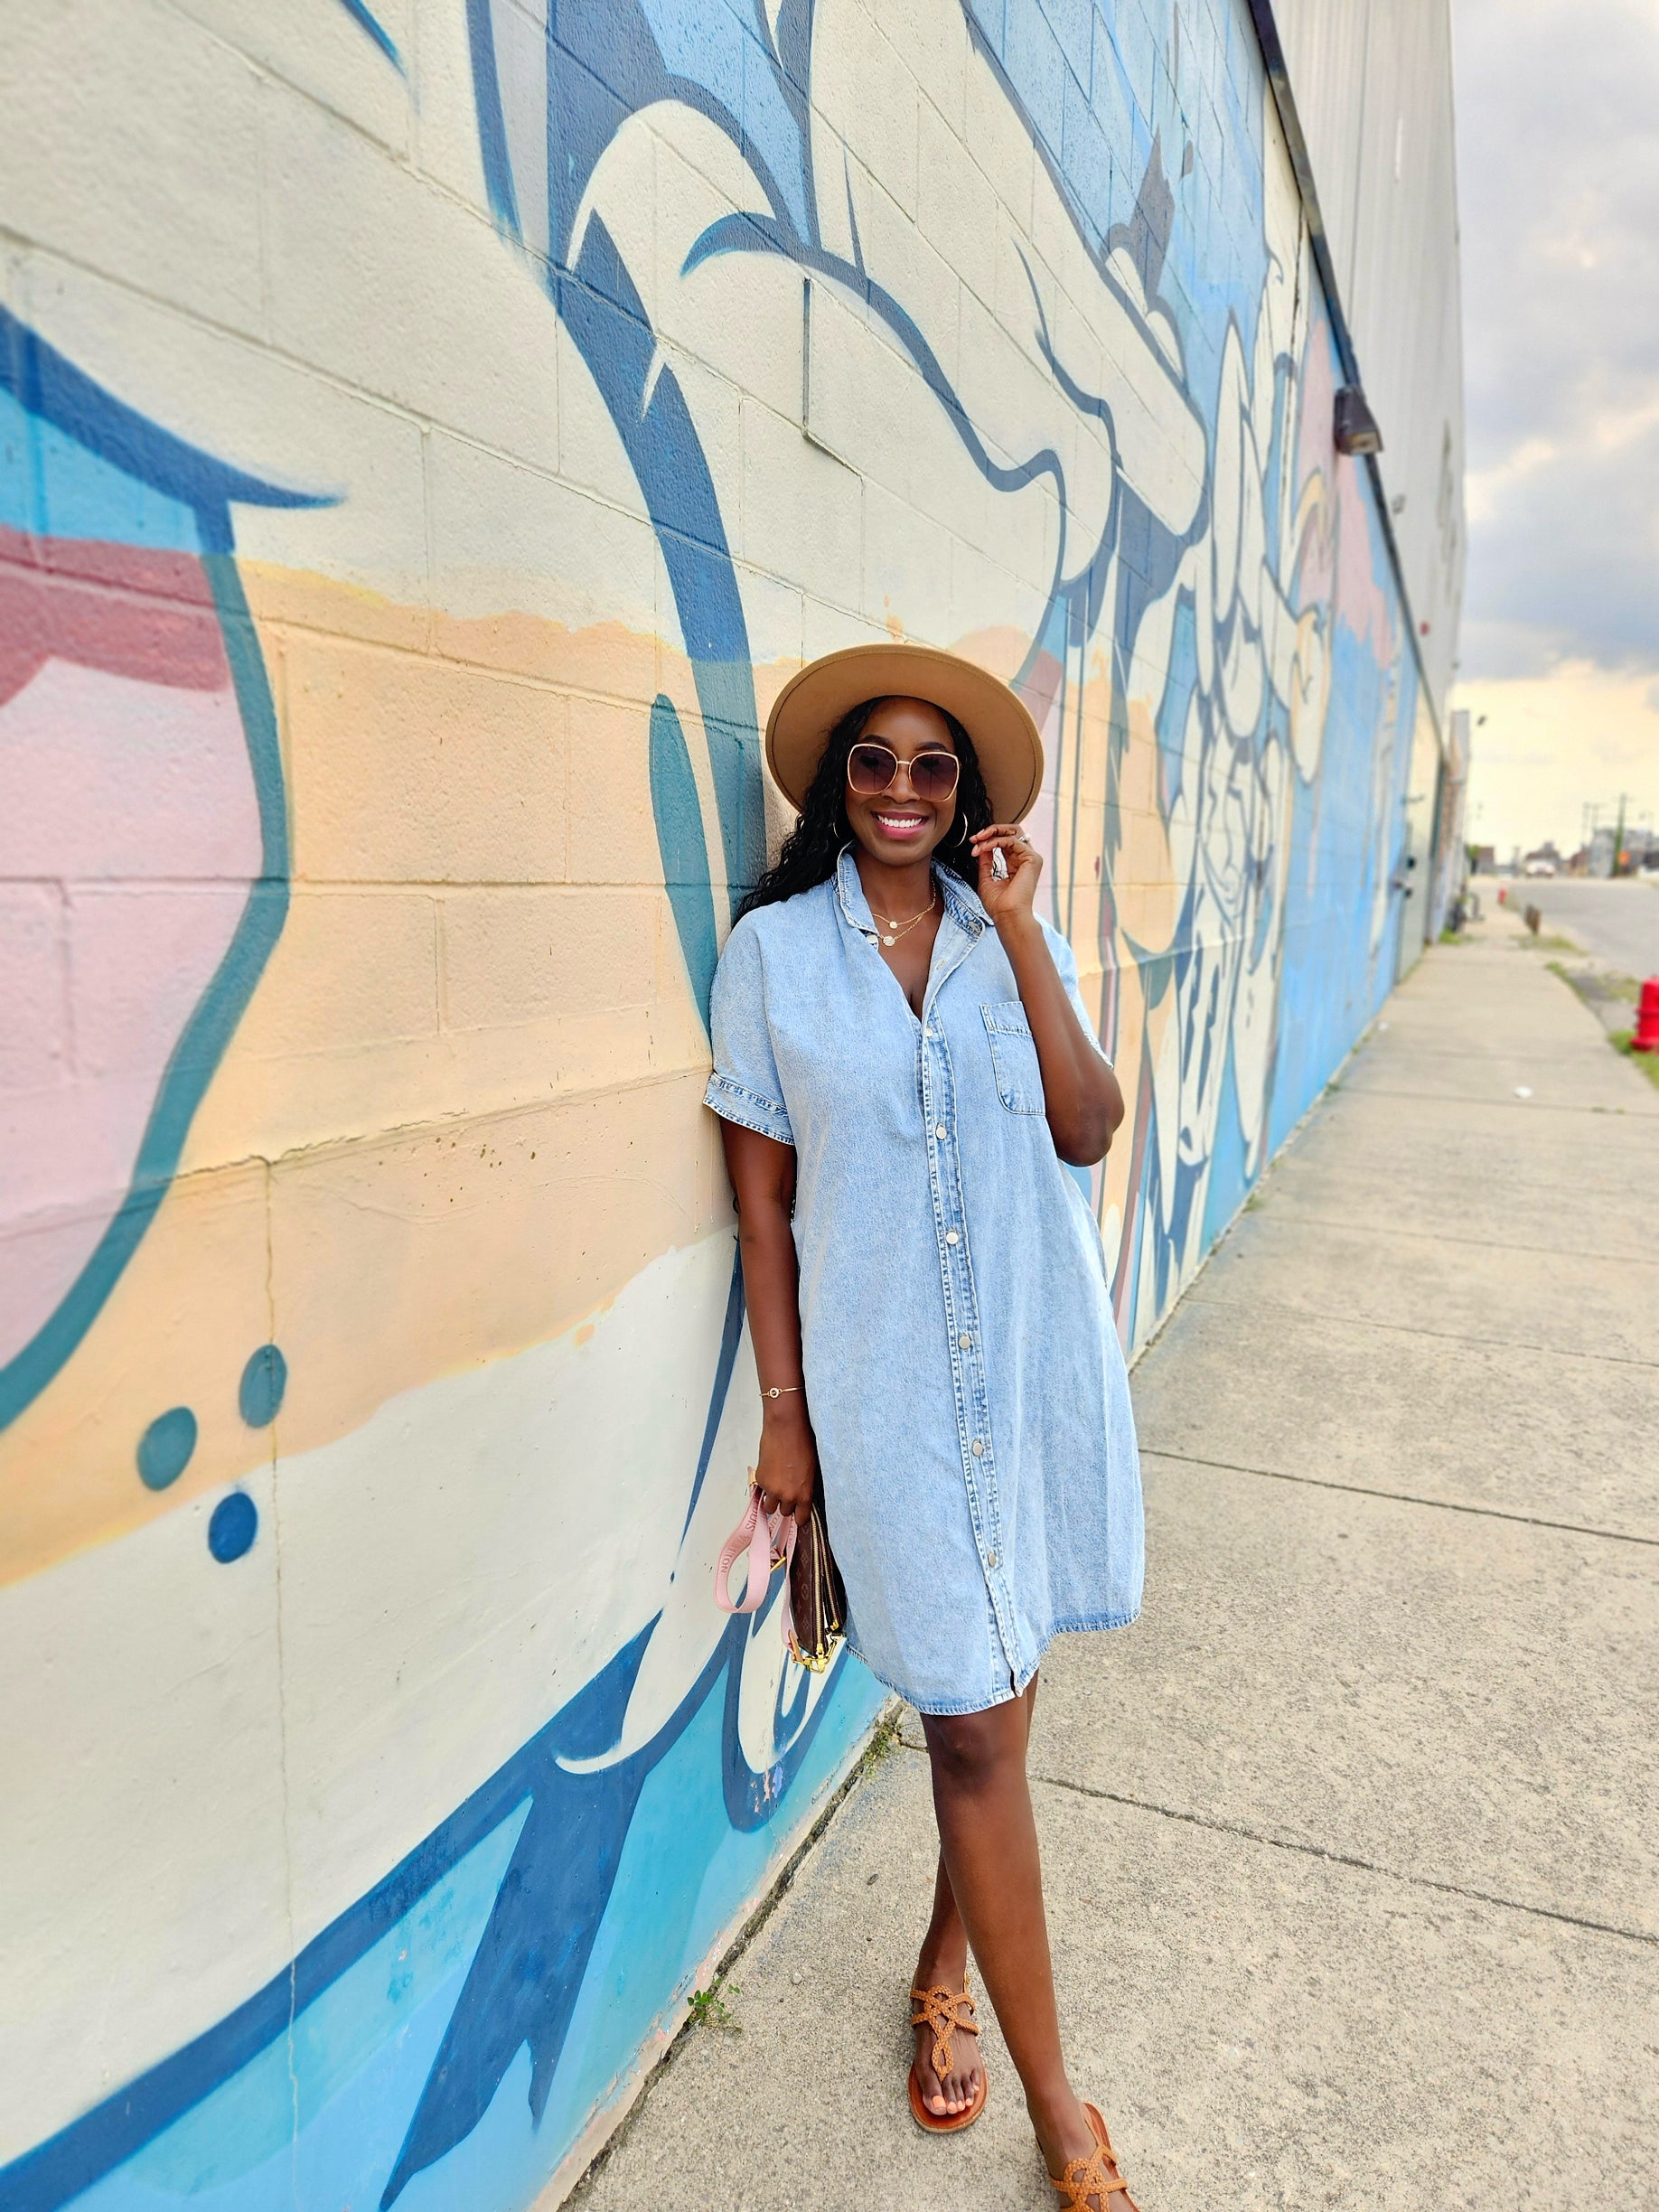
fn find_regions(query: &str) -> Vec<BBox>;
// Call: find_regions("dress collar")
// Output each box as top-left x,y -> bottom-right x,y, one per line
832,845 -> 988,941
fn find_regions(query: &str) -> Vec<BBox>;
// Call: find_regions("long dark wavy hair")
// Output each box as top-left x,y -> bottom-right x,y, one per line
737,697 -> 994,917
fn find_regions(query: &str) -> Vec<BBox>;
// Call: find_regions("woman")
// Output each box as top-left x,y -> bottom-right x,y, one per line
705,642 -> 1144,2212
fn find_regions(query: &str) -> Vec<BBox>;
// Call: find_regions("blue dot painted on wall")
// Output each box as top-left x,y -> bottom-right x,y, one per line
136,1407 -> 198,1491
239,1343 -> 288,1428
209,1492 -> 258,1563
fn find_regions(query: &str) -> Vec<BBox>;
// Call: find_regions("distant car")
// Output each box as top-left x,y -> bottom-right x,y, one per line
1523,858 -> 1558,877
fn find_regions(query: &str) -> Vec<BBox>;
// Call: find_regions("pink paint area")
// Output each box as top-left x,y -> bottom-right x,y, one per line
0,656 -> 258,880
1022,645 -> 1065,876
1292,309 -> 1338,513
0,536 -> 261,1371
1019,646 -> 1065,739
1025,783 -> 1059,878
0,525 -> 227,710
1290,322 -> 1394,666
1333,452 -> 1398,670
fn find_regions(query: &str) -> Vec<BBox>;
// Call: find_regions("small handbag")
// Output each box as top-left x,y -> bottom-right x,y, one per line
786,1494 -> 848,1673
715,1476 -> 847,1673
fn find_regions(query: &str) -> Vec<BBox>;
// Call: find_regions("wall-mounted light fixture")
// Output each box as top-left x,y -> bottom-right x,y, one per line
1334,385 -> 1383,455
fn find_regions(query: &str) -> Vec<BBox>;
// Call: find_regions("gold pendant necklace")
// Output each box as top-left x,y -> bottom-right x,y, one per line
871,890 -> 937,947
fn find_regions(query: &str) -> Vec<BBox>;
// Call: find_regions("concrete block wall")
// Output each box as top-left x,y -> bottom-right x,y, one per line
0,2 -> 1452,2207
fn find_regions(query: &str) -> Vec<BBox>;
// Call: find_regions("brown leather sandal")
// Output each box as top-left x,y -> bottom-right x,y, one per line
1048,2103 -> 1140,2209
906,1976 -> 988,2132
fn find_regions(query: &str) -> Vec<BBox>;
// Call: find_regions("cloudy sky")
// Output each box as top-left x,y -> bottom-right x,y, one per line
1452,0 -> 1659,858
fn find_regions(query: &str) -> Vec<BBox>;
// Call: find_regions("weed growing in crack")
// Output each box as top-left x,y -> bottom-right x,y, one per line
864,1710 -> 904,1766
688,1981 -> 741,2031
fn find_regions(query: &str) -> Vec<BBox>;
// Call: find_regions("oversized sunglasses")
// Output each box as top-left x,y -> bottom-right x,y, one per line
846,742 -> 961,801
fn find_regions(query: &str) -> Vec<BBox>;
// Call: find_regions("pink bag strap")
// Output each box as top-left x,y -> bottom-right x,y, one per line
715,1483 -> 797,1648
714,1488 -> 769,1614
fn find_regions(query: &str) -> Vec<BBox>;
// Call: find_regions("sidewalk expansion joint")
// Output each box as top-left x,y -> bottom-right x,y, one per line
1342,1044 -> 1629,1064
1185,1293 -> 1659,1373
1026,1771 -> 1659,1950
1144,1447 -> 1659,1550
1342,1086 -> 1659,1119
1241,1210 -> 1659,1270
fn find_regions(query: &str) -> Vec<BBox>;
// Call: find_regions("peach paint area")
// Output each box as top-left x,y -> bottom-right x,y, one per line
2,566 -> 753,1584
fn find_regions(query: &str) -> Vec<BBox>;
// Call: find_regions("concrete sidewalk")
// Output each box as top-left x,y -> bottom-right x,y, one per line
578,913 -> 1659,2212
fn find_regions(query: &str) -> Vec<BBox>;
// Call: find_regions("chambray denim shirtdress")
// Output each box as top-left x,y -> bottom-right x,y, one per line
705,848 -> 1143,1715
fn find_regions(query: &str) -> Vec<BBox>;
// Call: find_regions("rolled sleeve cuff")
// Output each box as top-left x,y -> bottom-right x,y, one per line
704,1073 -> 794,1147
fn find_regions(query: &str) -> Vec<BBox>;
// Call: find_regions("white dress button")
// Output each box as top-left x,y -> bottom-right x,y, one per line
987,1550 -> 999,1570
970,1438 -> 985,1457
959,1333 -> 972,1350
945,1230 -> 960,1246
935,1123 -> 947,1140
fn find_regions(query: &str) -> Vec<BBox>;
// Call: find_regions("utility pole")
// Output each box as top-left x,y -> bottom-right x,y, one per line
1613,792 -> 1629,876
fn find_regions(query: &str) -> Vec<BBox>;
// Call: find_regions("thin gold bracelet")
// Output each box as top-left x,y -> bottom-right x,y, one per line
760,1383 -> 802,1400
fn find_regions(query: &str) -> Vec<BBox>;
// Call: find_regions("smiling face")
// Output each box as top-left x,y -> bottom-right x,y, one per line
841,697 -> 961,874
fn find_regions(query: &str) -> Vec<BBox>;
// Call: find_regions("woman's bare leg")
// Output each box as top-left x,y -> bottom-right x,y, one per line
919,1682 -> 1129,2207
910,1675 -> 1038,2115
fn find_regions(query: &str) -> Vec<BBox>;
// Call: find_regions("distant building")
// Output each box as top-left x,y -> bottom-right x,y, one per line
1588,825 -> 1657,876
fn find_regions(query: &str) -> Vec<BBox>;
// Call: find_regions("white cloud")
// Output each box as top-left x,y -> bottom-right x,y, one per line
1453,0 -> 1659,679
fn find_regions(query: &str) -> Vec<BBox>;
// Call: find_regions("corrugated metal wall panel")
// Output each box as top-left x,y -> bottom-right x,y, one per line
1271,0 -> 1466,717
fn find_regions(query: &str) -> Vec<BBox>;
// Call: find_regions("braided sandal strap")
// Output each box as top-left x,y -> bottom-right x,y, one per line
907,1982 -> 979,2083
1051,2114 -> 1138,2211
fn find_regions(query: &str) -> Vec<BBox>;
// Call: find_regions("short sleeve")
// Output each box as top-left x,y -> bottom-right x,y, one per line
1042,920 -> 1113,1065
704,915 -> 796,1146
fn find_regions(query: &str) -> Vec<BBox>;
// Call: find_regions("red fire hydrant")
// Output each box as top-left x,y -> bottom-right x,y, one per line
1635,978 -> 1659,1054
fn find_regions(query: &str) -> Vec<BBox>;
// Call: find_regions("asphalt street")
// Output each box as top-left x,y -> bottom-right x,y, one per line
1502,876 -> 1659,976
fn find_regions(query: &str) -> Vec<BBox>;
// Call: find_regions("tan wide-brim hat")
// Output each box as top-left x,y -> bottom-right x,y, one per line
764,642 -> 1045,822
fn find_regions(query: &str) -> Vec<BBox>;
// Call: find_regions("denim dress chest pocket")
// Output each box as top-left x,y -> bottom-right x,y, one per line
981,1000 -> 1045,1114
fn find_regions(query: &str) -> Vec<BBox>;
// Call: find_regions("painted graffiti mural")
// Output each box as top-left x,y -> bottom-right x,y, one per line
0,0 -> 1432,2207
